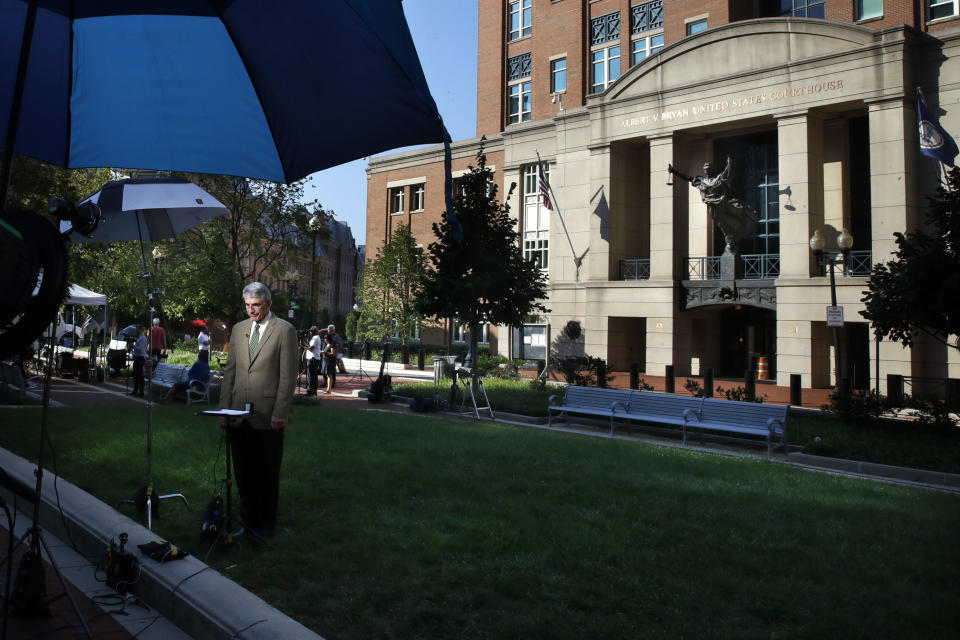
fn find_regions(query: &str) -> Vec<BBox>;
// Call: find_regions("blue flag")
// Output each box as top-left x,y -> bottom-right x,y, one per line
918,93 -> 958,167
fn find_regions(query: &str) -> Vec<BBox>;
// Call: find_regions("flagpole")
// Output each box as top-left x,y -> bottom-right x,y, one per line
536,152 -> 581,277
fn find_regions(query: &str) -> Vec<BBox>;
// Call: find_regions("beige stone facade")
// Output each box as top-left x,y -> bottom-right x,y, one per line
368,7 -> 960,392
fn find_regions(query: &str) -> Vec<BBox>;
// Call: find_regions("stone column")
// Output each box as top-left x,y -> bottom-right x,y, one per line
775,111 -> 824,387
867,97 -> 922,389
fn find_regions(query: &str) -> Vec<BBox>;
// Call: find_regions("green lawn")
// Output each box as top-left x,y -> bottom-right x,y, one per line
1,404 -> 958,639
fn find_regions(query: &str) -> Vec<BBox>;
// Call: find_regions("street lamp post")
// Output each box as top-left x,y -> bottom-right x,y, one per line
308,210 -> 326,329
285,270 -> 299,327
810,228 -> 854,395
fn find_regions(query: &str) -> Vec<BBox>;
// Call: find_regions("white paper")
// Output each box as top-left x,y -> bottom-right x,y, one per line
201,409 -> 250,416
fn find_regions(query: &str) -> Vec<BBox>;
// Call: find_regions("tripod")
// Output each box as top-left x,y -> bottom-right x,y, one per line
349,341 -> 373,382
1,330 -> 92,637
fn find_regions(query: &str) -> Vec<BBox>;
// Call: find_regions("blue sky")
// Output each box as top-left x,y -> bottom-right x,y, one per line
302,0 -> 479,246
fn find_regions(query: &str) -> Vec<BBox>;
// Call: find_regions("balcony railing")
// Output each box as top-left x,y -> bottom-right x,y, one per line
816,250 -> 872,277
741,253 -> 780,280
619,258 -> 651,280
687,256 -> 721,280
844,250 -> 873,276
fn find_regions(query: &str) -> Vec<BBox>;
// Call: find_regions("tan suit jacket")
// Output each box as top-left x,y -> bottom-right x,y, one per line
219,314 -> 299,429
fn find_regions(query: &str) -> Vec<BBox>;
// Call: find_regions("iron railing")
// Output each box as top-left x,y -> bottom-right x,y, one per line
741,253 -> 780,279
686,256 -> 721,280
619,258 -> 651,280
844,250 -> 872,276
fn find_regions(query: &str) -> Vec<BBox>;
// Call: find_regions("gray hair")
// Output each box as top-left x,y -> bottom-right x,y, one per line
327,324 -> 336,331
242,282 -> 272,302
152,317 -> 160,326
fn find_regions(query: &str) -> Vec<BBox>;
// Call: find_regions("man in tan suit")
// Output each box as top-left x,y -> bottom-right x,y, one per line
219,282 -> 298,537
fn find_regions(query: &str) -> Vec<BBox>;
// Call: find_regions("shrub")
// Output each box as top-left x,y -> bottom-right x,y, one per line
553,356 -> 610,387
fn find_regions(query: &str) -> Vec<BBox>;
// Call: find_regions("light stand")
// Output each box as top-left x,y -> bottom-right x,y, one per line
349,339 -> 373,382
126,230 -> 187,529
810,228 -> 854,396
3,326 -> 92,637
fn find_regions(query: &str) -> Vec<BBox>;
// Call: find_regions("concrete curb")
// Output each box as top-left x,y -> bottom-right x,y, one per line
0,447 -> 324,640
784,451 -> 960,489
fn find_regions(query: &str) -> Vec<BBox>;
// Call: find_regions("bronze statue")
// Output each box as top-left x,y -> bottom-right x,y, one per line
668,156 -> 757,252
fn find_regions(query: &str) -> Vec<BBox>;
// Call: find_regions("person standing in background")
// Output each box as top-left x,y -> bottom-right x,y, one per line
129,325 -> 147,397
149,317 -> 166,360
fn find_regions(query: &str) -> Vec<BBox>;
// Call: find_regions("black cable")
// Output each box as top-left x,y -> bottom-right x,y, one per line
131,565 -> 209,638
2,498 -> 14,640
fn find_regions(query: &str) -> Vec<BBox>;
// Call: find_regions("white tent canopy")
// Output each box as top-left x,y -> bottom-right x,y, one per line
66,283 -> 106,306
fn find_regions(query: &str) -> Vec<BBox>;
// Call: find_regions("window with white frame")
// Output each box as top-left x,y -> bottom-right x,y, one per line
686,18 -> 708,35
590,45 -> 620,93
550,57 -> 566,94
389,187 -> 404,214
930,0 -> 958,20
522,164 -> 550,270
509,81 -> 532,123
631,33 -> 663,64
508,0 -> 532,40
411,184 -> 424,212
856,0 -> 883,19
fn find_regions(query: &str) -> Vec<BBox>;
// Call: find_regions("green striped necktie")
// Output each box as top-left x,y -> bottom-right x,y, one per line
249,322 -> 260,360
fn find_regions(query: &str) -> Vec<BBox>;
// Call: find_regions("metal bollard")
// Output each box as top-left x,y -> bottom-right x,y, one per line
790,374 -> 802,406
630,363 -> 639,390
417,349 -> 425,371
887,374 -> 903,405
665,365 -> 675,394
401,344 -> 409,365
744,369 -> 755,401
703,367 -> 714,397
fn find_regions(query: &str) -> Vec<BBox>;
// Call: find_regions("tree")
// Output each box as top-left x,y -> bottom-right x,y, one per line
165,175 -> 324,324
861,166 -> 960,352
417,147 -> 549,366
357,223 -> 426,343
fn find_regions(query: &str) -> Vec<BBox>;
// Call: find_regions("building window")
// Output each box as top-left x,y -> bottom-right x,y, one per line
856,0 -> 883,19
631,1 -> 664,34
930,0 -> 958,20
631,33 -> 664,64
550,58 -> 567,94
389,187 -> 404,215
452,321 -> 489,345
778,0 -> 826,18
411,184 -> 424,212
522,164 -> 550,270
590,11 -> 620,46
507,52 -> 532,81
591,46 -> 620,93
508,0 -> 532,40
508,81 -> 532,123
686,18 -> 708,35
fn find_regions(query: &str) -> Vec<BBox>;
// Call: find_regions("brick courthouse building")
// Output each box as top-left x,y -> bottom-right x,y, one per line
366,0 -> 960,393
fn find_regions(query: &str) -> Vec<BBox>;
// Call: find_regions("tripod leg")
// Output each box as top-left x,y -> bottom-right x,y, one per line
35,529 -> 93,638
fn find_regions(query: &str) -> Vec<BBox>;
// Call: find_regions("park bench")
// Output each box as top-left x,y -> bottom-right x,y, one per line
149,363 -> 187,397
548,385 -> 788,458
682,398 -> 788,457
547,386 -> 634,431
610,391 -> 705,435
0,362 -> 41,401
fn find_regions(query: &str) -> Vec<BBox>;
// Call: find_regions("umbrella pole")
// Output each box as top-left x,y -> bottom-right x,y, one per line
135,214 -> 157,526
0,0 -> 38,208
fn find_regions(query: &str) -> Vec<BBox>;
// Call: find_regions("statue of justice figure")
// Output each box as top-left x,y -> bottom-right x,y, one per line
668,156 -> 757,252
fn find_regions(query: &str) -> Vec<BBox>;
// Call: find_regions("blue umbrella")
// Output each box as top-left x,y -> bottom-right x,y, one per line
0,0 -> 450,189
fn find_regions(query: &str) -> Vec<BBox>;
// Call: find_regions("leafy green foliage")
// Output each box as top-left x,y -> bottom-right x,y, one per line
553,356 -> 610,387
861,166 -> 960,351
418,144 -> 548,364
357,223 -> 425,343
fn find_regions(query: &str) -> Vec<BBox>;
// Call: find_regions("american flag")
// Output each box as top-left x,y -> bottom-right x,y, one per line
538,162 -> 552,210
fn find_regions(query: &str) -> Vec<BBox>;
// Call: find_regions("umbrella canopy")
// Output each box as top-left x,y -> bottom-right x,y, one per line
0,0 -> 447,183
60,177 -> 230,243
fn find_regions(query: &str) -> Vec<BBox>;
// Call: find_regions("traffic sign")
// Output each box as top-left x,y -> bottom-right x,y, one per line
826,305 -> 844,327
